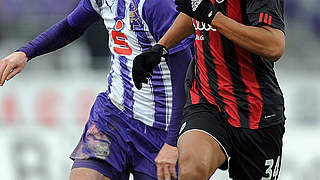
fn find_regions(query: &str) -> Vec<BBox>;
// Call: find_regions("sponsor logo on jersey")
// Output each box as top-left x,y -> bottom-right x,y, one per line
115,19 -> 124,31
112,20 -> 133,55
195,34 -> 204,40
193,20 -> 217,32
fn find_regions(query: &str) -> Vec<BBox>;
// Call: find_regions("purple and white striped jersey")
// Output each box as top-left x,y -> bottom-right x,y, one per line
17,0 -> 193,145
88,0 -> 193,130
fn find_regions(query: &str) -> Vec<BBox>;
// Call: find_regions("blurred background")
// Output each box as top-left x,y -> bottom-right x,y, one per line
0,0 -> 319,179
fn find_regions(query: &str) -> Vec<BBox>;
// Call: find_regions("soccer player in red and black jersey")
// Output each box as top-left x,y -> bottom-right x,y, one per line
132,0 -> 286,179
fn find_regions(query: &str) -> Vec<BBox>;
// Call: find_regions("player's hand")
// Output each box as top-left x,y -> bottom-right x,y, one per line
155,143 -> 178,180
0,51 -> 28,86
132,44 -> 168,90
175,0 -> 219,24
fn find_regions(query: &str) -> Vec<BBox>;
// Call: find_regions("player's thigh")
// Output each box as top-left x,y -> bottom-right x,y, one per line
178,104 -> 231,176
178,130 -> 226,175
229,123 -> 285,180
70,167 -> 111,180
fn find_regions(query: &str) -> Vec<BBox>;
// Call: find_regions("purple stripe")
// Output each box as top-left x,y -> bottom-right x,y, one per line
116,0 -> 125,20
119,56 -> 134,118
130,0 -> 167,128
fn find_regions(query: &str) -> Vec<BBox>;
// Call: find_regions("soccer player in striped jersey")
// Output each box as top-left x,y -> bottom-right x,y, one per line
133,0 -> 286,179
0,0 -> 194,179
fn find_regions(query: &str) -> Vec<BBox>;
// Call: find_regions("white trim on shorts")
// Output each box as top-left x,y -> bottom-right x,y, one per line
178,129 -> 230,165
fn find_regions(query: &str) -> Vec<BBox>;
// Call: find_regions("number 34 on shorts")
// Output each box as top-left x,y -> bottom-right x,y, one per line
262,156 -> 281,180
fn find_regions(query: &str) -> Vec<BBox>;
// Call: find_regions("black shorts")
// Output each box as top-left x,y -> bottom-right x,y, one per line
178,103 -> 285,180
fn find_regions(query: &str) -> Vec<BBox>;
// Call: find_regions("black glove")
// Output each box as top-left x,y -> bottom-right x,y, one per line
132,44 -> 169,90
175,0 -> 218,25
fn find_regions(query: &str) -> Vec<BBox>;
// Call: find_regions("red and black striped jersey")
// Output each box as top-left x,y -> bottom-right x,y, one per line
185,0 -> 286,129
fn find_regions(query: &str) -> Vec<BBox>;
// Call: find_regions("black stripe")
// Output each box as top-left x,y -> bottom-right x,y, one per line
192,41 -> 211,105
241,0 -> 249,25
200,29 -> 226,110
250,53 -> 266,127
185,36 -> 202,106
185,48 -> 196,106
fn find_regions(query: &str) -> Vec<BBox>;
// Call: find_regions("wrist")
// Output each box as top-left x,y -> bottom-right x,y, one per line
165,136 -> 178,147
157,38 -> 171,50
15,47 -> 34,61
15,51 -> 29,62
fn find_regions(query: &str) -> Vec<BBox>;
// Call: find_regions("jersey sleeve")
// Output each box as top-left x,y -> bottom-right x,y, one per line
142,0 -> 194,54
246,0 -> 285,32
141,0 -> 176,42
165,47 -> 192,146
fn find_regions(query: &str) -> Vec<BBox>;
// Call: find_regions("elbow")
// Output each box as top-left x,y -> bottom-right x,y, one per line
263,41 -> 285,62
259,26 -> 285,62
266,47 -> 284,62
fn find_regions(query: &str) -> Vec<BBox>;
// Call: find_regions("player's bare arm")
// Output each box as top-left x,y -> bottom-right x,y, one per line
175,0 -> 285,62
211,12 -> 285,62
0,51 -> 28,86
158,13 -> 194,49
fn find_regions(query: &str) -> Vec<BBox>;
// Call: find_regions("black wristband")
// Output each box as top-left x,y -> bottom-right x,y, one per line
176,0 -> 218,25
155,44 -> 169,57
